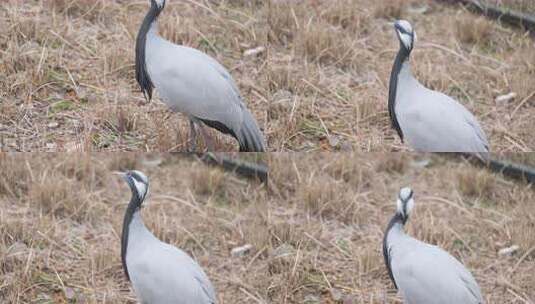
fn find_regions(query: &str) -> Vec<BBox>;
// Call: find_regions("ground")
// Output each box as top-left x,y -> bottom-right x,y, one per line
0,154 -> 269,303
1,0 -> 535,303
1,0 -> 534,152
1,153 -> 534,303
268,153 -> 535,303
0,0 -> 268,152
268,0 -> 535,151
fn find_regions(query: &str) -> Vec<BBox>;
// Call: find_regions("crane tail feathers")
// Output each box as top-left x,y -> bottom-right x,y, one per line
197,111 -> 266,152
237,109 -> 266,152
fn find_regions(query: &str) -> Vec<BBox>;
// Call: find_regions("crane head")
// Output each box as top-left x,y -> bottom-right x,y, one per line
151,0 -> 166,10
118,170 -> 150,203
394,20 -> 416,53
396,187 -> 414,223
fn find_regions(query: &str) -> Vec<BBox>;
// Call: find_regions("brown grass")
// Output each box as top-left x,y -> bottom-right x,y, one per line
2,0 -> 534,152
268,153 -> 535,303
456,16 -> 493,47
456,168 -> 495,200
0,153 -> 268,303
2,152 -> 535,303
0,1 -> 268,152
0,0 -> 535,152
373,0 -> 409,19
482,0 -> 535,15
267,0 -> 535,152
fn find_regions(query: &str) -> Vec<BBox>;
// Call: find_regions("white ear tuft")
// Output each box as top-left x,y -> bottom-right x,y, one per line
397,187 -> 415,218
399,187 -> 413,201
398,33 -> 413,50
155,0 -> 165,8
132,178 -> 148,200
396,197 -> 404,214
405,196 -> 414,217
131,170 -> 148,184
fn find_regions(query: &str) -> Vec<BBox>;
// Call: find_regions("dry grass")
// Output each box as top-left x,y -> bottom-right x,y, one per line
456,16 -> 493,46
2,152 -> 535,303
2,0 -> 534,153
268,153 -> 535,303
0,153 -> 269,303
2,0 -> 534,152
267,0 -> 535,152
0,1 -> 268,152
482,0 -> 535,15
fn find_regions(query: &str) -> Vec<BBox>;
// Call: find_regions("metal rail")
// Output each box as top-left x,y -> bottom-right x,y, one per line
198,153 -> 268,184
436,0 -> 535,34
458,153 -> 535,184
486,158 -> 535,183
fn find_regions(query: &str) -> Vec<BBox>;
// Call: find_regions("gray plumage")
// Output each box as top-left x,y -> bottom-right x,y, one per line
383,187 -> 484,304
136,0 -> 265,152
120,170 -> 217,304
389,20 -> 489,155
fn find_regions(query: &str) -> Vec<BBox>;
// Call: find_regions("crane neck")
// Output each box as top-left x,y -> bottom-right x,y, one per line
388,46 -> 412,142
135,2 -> 163,102
121,192 -> 144,281
386,212 -> 406,236
141,2 -> 163,36
382,212 -> 406,290
147,16 -> 160,37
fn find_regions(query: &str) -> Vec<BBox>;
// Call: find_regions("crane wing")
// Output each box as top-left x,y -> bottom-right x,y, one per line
391,241 -> 483,304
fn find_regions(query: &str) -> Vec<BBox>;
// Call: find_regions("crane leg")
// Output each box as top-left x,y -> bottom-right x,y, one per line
198,123 -> 215,151
188,118 -> 197,152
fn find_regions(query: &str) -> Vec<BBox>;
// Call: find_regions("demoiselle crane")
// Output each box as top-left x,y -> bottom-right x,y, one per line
388,20 -> 489,155
383,187 -> 484,303
135,0 -> 266,152
119,170 -> 217,303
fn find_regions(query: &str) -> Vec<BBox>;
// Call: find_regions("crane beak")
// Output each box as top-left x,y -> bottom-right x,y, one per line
113,171 -> 130,183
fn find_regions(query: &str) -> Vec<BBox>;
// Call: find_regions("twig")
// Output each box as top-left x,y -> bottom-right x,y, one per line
511,90 -> 535,119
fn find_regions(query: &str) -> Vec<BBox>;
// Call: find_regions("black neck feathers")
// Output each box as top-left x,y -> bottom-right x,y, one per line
121,187 -> 143,281
382,212 -> 406,289
388,46 -> 410,142
135,0 -> 163,102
